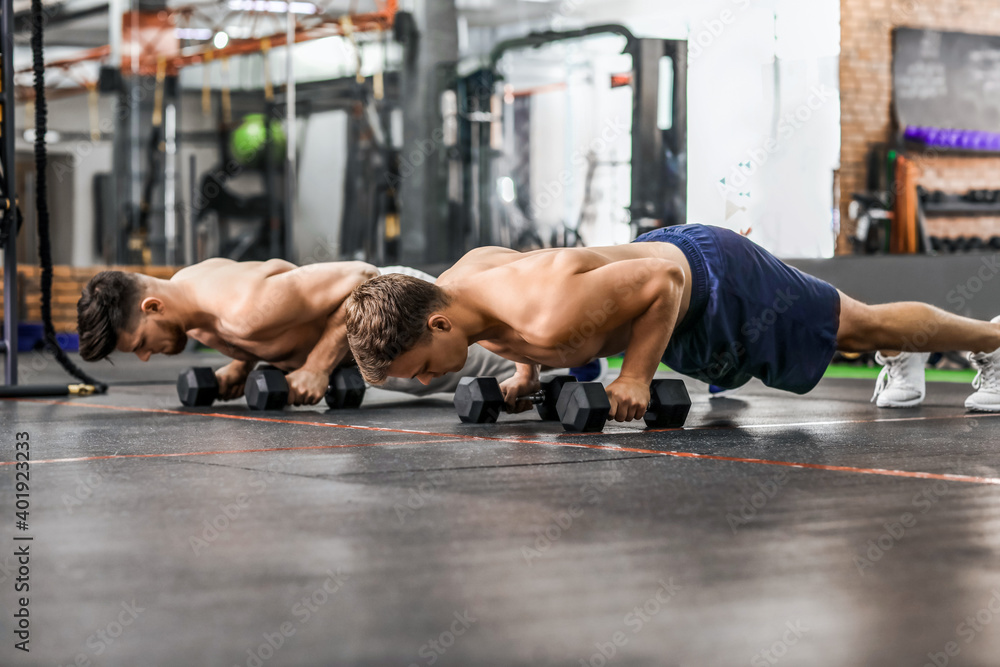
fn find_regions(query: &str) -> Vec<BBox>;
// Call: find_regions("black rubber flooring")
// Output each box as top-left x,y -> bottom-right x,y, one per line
1,351 -> 999,666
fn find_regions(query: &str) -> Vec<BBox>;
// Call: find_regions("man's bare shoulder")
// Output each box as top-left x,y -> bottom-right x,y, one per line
172,258 -> 297,283
438,247 -> 519,282
441,245 -> 620,285
266,260 -> 374,283
225,261 -> 377,334
172,259 -> 299,328
170,257 -> 233,281
455,246 -> 521,267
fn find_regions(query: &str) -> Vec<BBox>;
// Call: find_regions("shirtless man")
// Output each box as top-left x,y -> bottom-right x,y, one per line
344,224 -> 1000,421
76,259 -> 516,405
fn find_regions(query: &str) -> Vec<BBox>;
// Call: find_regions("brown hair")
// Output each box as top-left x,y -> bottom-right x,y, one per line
345,274 -> 450,384
77,271 -> 143,362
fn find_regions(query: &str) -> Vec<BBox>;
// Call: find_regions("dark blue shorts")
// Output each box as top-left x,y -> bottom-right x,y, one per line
633,224 -> 841,394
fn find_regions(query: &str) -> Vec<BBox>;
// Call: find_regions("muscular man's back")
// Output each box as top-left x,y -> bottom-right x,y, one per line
437,243 -> 694,367
171,258 -> 375,369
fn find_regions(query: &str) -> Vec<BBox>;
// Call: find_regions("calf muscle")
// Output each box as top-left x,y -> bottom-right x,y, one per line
838,295 -> 1000,353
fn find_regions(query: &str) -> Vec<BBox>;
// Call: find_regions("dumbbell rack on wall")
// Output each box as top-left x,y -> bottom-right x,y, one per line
920,187 -> 1000,254
849,144 -> 1000,255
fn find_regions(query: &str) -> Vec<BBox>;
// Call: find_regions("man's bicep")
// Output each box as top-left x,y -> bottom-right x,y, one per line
570,259 -> 681,321
266,262 -> 374,312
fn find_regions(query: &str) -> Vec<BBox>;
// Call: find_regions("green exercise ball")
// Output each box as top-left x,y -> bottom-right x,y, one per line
230,113 -> 286,167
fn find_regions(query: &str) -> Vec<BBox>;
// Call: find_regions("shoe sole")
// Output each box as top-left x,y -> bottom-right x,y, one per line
965,403 -> 1000,412
876,396 -> 925,408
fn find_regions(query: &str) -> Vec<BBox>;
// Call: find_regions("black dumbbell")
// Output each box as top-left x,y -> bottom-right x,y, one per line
245,367 -> 288,410
325,366 -> 366,409
454,375 -> 577,423
177,366 -> 219,407
966,237 -> 986,252
535,375 -> 578,420
555,379 -> 692,432
646,379 -> 694,428
245,366 -> 369,411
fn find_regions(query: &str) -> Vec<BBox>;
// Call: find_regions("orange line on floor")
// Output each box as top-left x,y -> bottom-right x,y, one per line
510,439 -> 1000,486
6,397 -> 1000,485
564,411 -> 1000,436
0,439 -> 460,466
7,398 -> 462,437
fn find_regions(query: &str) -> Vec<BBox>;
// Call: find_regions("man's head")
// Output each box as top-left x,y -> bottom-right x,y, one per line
77,271 -> 188,362
345,274 -> 469,385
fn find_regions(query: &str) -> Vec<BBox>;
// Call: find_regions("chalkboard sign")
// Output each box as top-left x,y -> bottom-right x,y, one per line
893,27 -> 1000,132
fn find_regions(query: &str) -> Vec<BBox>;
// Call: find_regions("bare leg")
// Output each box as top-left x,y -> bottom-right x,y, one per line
837,293 -> 1000,354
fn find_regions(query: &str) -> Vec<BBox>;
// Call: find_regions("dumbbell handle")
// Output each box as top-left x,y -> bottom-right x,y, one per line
512,391 -> 546,405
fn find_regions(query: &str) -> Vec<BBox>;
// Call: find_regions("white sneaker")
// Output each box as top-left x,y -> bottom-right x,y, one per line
872,351 -> 930,408
965,316 -> 1000,412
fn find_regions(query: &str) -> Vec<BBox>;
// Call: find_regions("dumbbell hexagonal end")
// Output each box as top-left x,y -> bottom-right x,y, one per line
326,366 -> 367,409
177,367 -> 219,407
454,377 -> 503,423
536,375 -> 577,421
645,379 -> 691,428
557,382 -> 610,432
245,369 -> 289,411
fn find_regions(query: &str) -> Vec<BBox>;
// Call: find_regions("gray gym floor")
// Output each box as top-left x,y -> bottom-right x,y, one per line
2,350 -> 999,666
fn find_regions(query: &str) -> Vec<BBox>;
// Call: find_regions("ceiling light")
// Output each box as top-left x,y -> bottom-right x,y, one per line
227,0 -> 319,14
498,177 -> 516,203
176,28 -> 213,40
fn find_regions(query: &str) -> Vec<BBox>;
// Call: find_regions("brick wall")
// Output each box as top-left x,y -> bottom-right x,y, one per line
0,265 -> 179,334
839,0 -> 1000,251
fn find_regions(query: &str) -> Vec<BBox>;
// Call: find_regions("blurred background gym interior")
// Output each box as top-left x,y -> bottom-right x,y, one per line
2,0 -> 1000,665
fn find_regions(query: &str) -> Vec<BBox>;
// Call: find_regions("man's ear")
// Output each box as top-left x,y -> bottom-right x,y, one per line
139,296 -> 163,315
427,313 -> 452,333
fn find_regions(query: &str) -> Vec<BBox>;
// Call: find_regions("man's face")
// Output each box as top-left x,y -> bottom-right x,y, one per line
387,329 -> 469,385
117,316 -> 187,361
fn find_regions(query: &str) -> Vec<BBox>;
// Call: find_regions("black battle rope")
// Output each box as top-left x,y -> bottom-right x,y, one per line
30,0 -> 107,393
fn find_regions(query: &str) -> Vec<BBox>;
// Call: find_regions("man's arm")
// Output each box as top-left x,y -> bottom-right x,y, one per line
228,261 -> 378,404
611,263 -> 685,421
282,305 -> 354,406
534,255 -> 686,421
498,361 -> 540,411
215,359 -> 258,400
299,304 -> 350,377
229,261 -> 377,343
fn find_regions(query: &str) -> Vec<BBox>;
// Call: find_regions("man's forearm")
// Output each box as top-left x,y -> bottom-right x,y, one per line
513,362 -> 539,382
300,308 -> 350,376
224,359 -> 258,372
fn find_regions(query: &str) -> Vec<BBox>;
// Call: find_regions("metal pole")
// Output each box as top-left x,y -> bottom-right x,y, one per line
284,5 -> 296,263
109,0 -> 123,67
128,9 -> 140,260
2,0 -> 18,385
399,0 -> 459,265
187,153 -> 196,265
164,103 -> 177,265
